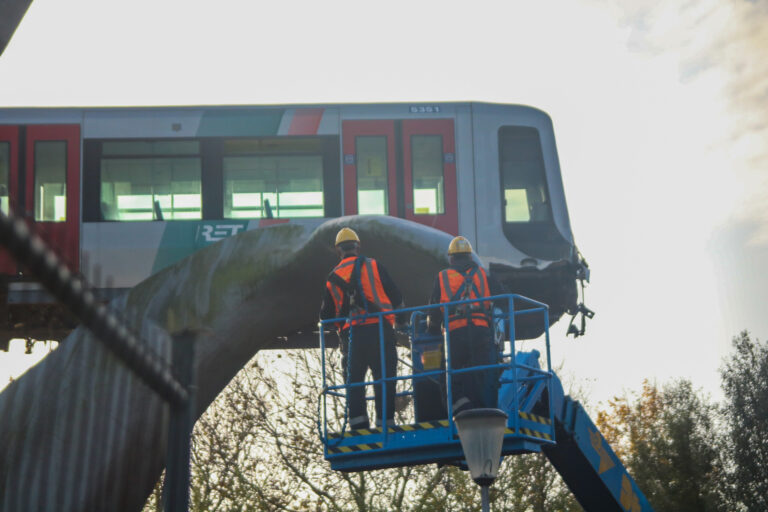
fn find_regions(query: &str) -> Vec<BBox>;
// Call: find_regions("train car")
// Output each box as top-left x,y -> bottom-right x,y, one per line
0,102 -> 589,347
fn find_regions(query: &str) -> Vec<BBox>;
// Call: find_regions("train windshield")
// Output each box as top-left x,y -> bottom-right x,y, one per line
499,126 -> 551,224
498,126 -> 570,261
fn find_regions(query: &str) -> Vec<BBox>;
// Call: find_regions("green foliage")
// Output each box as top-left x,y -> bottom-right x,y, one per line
493,453 -> 582,512
720,331 -> 768,512
596,379 -> 725,512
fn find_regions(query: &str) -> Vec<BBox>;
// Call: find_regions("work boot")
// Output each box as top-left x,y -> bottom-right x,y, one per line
350,415 -> 370,431
375,418 -> 396,430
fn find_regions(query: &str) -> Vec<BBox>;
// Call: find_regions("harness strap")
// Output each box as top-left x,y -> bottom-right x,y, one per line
350,256 -> 368,312
329,258 -> 386,331
328,272 -> 350,314
441,266 -> 491,327
448,266 -> 479,303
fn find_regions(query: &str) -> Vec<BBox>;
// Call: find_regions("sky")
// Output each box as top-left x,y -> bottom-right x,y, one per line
0,0 -> 767,407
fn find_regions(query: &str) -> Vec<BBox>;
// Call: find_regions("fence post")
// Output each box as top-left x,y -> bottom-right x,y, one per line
163,329 -> 196,512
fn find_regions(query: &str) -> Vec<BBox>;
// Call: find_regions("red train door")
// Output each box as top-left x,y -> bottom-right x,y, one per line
24,125 -> 80,271
342,121 -> 398,217
401,119 -> 457,234
342,119 -> 458,235
0,126 -> 20,274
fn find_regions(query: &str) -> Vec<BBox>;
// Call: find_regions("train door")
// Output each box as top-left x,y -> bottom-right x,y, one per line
0,126 -> 19,274
342,119 -> 458,235
23,125 -> 81,271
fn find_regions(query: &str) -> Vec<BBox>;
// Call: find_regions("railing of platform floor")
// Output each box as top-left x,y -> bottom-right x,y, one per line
318,293 -> 554,449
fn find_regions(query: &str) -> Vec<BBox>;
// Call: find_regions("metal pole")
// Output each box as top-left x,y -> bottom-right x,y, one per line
509,296 -> 519,435
163,330 -> 196,512
481,485 -> 490,512
378,314 -> 387,439
319,322 -> 329,444
443,305 -> 454,425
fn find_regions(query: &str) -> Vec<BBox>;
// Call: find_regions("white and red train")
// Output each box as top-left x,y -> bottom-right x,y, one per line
0,102 -> 588,346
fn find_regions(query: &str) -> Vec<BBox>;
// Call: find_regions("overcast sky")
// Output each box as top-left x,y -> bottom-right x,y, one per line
1,0 -> 766,407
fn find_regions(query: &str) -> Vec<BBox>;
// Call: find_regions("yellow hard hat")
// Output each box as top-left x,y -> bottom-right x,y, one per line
447,236 -> 473,255
335,227 -> 360,246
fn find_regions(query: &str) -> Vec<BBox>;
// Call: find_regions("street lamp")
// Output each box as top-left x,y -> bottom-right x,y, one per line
454,408 -> 508,512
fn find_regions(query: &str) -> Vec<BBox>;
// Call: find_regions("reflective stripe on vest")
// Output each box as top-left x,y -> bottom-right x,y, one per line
329,256 -> 394,329
438,266 -> 492,330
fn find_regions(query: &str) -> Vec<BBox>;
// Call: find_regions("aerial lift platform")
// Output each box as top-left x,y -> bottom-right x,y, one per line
318,294 -> 654,512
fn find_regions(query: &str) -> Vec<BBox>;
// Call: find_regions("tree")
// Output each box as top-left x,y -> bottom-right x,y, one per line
596,379 -> 725,512
492,452 -> 582,512
185,349 -> 469,511
144,346 -> 581,511
720,331 -> 768,512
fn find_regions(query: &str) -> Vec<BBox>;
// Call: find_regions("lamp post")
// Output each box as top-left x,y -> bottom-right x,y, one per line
454,408 -> 508,512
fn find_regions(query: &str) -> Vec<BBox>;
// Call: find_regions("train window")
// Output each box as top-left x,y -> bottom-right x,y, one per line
223,155 -> 323,218
83,137 -> 339,222
222,138 -> 325,219
100,141 -> 202,221
498,126 -> 551,223
34,141 -> 67,222
0,143 -> 8,214
411,135 -> 445,214
356,136 -> 389,215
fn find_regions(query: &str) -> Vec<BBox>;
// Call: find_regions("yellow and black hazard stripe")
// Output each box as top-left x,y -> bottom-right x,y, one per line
519,427 -> 553,441
517,411 -> 553,441
328,427 -> 381,440
500,426 -> 552,441
329,419 -> 450,440
518,411 -> 551,425
329,416 -> 551,442
327,442 -> 383,454
500,412 -> 553,441
388,420 -> 449,433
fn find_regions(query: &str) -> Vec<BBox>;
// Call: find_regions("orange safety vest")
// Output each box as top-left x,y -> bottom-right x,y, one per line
326,256 -> 395,330
438,265 -> 492,330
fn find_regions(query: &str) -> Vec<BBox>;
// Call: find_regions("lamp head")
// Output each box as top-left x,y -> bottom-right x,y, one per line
453,408 -> 508,486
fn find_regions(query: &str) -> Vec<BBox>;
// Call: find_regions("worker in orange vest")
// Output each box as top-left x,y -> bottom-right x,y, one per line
320,227 -> 406,430
428,236 -> 506,415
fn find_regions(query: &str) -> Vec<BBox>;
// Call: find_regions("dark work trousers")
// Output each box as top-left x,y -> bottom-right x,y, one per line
341,322 -> 397,430
445,324 -> 496,414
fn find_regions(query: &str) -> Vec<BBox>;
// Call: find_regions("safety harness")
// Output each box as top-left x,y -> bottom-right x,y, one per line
440,265 -> 491,328
328,256 -> 391,328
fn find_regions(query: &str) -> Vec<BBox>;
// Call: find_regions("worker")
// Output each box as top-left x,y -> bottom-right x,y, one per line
428,236 -> 506,415
320,227 -> 406,430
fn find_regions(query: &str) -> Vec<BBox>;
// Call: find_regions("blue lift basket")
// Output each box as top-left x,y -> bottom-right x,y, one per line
318,293 -> 556,472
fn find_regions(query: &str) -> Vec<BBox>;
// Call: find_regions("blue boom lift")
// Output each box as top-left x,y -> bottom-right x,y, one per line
318,294 -> 654,512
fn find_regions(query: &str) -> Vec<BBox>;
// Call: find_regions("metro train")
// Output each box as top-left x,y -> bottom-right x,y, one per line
0,102 -> 589,347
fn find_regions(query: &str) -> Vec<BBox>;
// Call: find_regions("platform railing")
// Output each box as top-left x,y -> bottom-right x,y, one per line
319,293 -> 552,451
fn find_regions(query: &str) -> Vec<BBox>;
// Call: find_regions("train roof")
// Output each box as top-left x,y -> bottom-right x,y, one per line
0,101 -> 552,118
